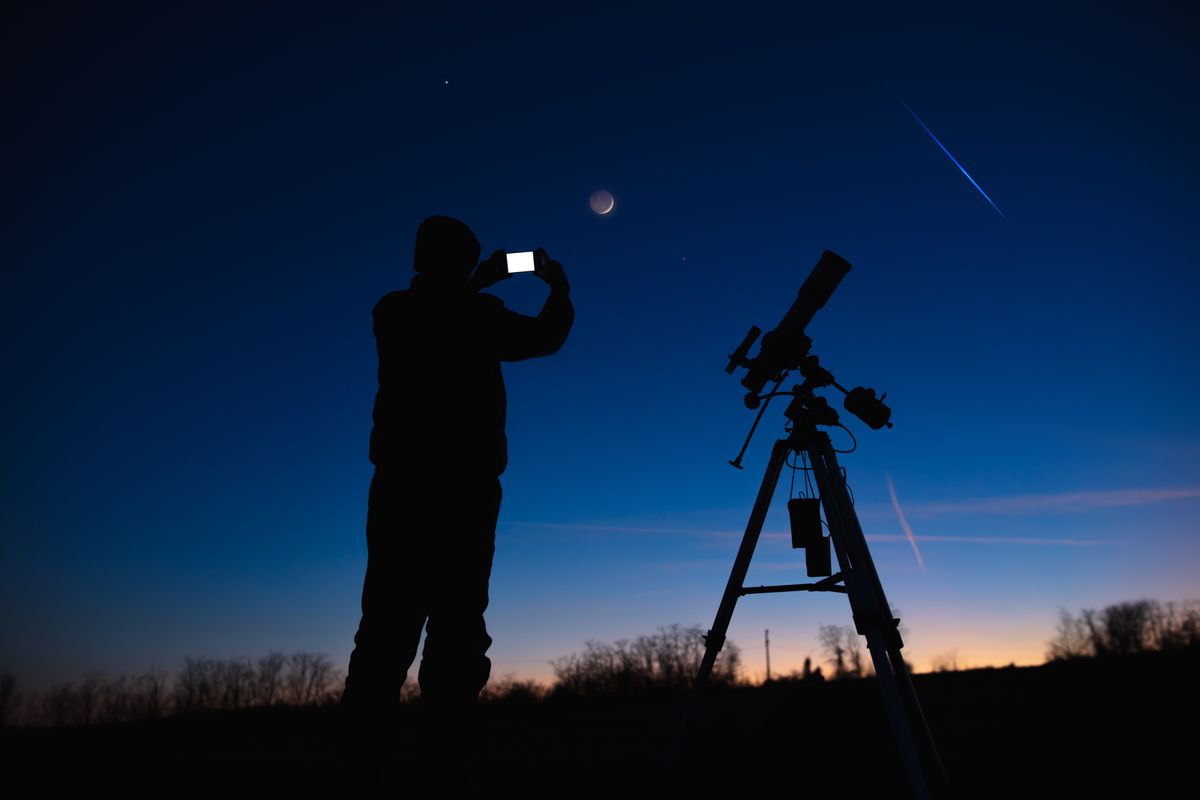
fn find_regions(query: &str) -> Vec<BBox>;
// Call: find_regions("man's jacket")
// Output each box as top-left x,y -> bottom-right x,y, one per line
368,274 -> 574,476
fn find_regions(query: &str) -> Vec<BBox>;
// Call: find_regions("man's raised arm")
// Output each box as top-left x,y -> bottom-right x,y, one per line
492,267 -> 573,361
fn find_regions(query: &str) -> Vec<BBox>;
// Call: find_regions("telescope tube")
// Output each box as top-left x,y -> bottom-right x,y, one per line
741,250 -> 852,393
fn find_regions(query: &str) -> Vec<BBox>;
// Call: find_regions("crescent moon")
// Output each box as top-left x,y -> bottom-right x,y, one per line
589,190 -> 615,215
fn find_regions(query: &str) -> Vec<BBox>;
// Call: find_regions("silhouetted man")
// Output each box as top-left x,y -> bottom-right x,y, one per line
342,216 -> 573,724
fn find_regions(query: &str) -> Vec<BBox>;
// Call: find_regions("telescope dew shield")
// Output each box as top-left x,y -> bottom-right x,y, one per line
741,250 -> 852,395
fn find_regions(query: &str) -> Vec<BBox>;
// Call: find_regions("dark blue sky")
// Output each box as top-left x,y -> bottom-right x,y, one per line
3,2 -> 1198,687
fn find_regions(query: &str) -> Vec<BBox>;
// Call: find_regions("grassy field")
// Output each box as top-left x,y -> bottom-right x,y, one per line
5,648 -> 1194,795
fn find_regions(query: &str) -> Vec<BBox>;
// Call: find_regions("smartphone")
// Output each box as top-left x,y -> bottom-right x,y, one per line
505,251 -> 537,274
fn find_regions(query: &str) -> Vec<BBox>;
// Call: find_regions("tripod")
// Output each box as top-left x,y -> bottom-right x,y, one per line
684,380 -> 947,799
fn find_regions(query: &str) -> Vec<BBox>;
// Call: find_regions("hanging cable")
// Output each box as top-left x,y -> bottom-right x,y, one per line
788,451 -> 797,498
832,423 -> 858,454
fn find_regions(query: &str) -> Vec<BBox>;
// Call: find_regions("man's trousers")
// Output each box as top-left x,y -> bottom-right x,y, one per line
343,465 -> 502,711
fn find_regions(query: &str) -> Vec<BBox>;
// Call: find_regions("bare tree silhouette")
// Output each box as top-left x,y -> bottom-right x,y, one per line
103,670 -> 168,721
14,654 -> 338,725
1047,598 -> 1200,661
76,672 -> 102,725
42,683 -> 79,727
1047,608 -> 1090,660
551,624 -> 741,697
930,650 -> 961,672
0,669 -> 19,726
174,657 -> 216,712
284,652 -> 339,706
819,624 -> 869,679
253,652 -> 287,706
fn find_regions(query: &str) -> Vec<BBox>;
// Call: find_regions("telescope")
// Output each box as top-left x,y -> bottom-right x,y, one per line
681,249 -> 947,798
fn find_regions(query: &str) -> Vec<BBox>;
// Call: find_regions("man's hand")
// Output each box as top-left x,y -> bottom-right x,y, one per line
534,247 -> 569,293
470,249 -> 510,292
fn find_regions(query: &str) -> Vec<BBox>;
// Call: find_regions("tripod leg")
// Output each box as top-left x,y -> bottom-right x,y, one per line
864,629 -> 932,800
671,438 -> 790,765
693,437 -> 790,687
892,645 -> 950,786
807,435 -> 942,799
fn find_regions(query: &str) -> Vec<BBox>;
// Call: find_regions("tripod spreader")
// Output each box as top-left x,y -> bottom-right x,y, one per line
739,571 -> 848,596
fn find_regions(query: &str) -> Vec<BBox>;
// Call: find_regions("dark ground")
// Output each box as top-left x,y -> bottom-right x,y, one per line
5,649 -> 1196,795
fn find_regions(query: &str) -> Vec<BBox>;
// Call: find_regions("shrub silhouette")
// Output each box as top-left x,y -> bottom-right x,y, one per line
172,651 -> 340,713
550,623 -> 741,698
0,669 -> 19,726
14,596 -> 1197,726
480,675 -> 547,705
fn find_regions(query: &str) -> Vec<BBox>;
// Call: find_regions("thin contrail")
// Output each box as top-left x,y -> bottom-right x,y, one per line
501,521 -> 736,537
898,486 -> 1200,517
893,90 -> 1008,221
865,534 -> 1108,546
887,474 -> 925,571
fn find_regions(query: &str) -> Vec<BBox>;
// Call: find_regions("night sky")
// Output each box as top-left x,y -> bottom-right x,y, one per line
3,2 -> 1198,690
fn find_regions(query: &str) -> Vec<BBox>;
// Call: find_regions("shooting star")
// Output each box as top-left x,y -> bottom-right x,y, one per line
893,91 -> 1008,221
887,474 -> 925,571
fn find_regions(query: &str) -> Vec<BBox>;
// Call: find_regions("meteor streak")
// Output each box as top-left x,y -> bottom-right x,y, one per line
893,91 -> 1008,221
